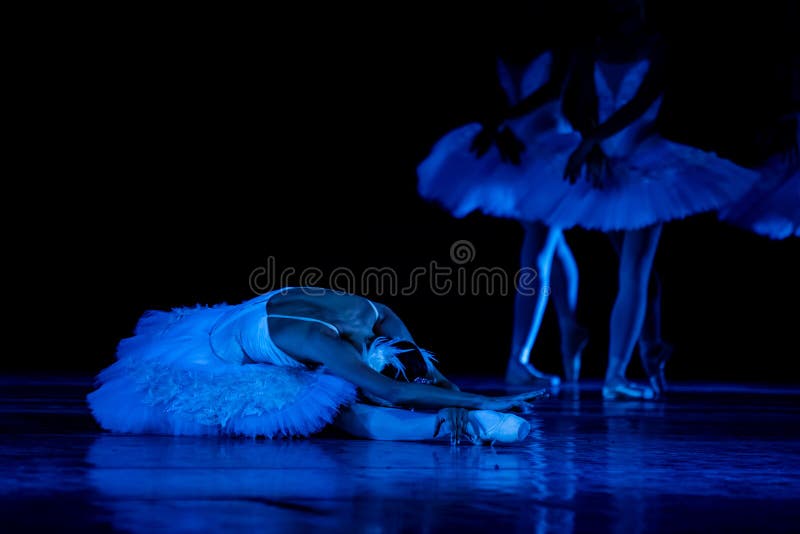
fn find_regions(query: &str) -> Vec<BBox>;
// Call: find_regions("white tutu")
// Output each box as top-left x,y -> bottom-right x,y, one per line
719,147 -> 800,239
418,52 -> 572,220
418,56 -> 760,231
87,291 -> 357,438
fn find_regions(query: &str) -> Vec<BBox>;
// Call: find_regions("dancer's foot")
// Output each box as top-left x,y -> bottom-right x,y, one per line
467,410 -> 531,445
561,324 -> 589,384
602,378 -> 656,400
505,357 -> 561,388
640,341 -> 673,398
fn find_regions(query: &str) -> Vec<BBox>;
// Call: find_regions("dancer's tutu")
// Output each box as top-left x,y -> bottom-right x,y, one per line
87,292 -> 358,438
519,128 -> 761,230
418,52 -> 572,220
418,57 -> 760,231
719,152 -> 800,239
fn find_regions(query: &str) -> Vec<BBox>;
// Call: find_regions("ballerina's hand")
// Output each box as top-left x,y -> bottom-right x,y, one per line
563,138 -> 596,184
435,407 -> 474,445
469,125 -> 498,159
495,126 -> 525,165
470,124 -> 525,164
479,390 -> 548,413
584,144 -> 612,189
438,379 -> 461,391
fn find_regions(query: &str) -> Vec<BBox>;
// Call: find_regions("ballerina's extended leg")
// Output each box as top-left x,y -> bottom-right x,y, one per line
334,404 -> 531,444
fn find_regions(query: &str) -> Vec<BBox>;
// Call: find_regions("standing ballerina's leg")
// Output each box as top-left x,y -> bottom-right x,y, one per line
604,224 -> 662,400
637,269 -> 672,397
608,232 -> 672,397
505,222 -> 562,386
415,47 -> 585,388
550,233 -> 589,384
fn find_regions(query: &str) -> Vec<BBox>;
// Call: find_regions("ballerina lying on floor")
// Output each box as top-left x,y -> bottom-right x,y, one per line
88,287 -> 543,445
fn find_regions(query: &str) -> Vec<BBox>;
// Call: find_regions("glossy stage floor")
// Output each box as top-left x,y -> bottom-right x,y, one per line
2,376 -> 799,533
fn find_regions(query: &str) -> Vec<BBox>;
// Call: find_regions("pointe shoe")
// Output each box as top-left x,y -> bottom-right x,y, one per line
468,410 -> 531,444
505,358 -> 561,389
561,324 -> 589,384
640,342 -> 673,398
602,379 -> 656,400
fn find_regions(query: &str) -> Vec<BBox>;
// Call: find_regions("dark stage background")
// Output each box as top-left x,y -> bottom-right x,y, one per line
17,2 -> 798,383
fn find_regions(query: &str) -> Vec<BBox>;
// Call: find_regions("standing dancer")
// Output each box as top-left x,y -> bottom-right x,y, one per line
420,0 -> 758,399
417,45 -> 589,389
417,7 -> 671,394
535,0 -> 758,398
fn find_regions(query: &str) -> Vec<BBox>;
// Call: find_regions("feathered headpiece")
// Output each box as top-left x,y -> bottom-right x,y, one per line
362,337 -> 438,382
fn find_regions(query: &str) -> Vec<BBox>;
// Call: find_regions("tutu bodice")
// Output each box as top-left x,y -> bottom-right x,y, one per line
501,52 -> 574,136
497,52 -> 551,107
209,289 -> 306,367
595,60 -> 662,158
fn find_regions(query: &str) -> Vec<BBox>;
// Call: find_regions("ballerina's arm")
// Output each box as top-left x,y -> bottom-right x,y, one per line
563,42 -> 668,182
277,322 -> 539,411
475,46 -> 574,133
471,48 -> 576,164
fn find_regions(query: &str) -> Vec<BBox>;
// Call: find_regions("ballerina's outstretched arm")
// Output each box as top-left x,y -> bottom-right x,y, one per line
271,320 -> 543,412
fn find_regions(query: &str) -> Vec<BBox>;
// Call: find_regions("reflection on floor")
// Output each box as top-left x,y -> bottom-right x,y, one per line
2,376 -> 799,533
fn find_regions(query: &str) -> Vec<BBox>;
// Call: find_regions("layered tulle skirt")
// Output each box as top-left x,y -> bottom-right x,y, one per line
719,154 -> 800,239
87,304 -> 357,438
417,104 -> 567,221
418,110 -> 760,231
